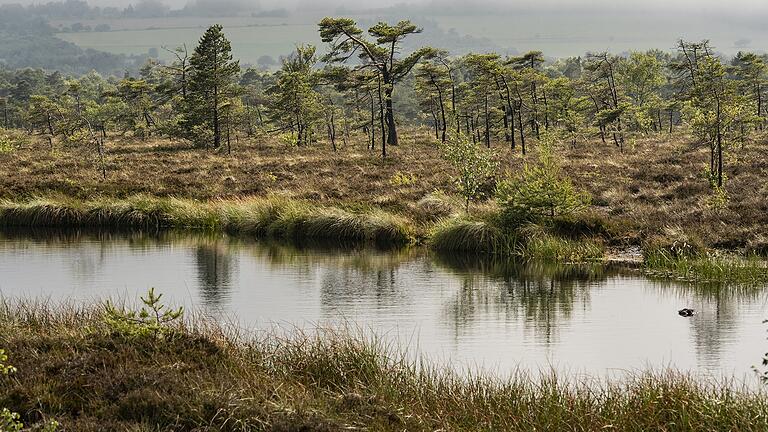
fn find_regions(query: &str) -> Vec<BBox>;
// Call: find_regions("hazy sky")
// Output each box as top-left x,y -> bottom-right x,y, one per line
5,0 -> 767,58
2,0 -> 767,13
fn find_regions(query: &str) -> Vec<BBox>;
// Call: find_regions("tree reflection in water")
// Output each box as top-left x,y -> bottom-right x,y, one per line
646,280 -> 765,371
435,253 -> 618,342
194,241 -> 237,310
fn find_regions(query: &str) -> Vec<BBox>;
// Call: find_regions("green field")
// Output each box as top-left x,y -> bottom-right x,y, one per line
57,18 -> 321,64
55,12 -> 768,64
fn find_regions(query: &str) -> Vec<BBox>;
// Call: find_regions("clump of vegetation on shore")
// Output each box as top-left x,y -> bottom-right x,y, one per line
0,297 -> 766,431
644,249 -> 768,285
640,227 -> 768,284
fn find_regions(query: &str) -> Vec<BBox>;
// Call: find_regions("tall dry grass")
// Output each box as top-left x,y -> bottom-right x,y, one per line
0,298 -> 766,431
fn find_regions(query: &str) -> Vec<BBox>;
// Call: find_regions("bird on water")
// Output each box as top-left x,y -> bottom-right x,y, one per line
678,308 -> 695,317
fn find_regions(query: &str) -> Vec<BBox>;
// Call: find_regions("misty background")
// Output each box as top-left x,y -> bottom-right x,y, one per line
0,0 -> 766,75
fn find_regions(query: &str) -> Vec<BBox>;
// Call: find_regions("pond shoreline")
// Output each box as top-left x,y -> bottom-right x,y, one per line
1,299 -> 767,431
3,195 -> 768,283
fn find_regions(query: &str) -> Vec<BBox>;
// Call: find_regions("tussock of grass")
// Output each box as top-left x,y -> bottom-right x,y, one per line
644,249 -> 768,284
1,299 -> 766,431
519,225 -> 605,262
0,195 -> 414,246
430,217 -> 605,262
429,217 -> 517,254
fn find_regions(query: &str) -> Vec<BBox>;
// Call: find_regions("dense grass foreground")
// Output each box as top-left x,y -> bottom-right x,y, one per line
1,300 -> 767,431
0,195 -> 414,247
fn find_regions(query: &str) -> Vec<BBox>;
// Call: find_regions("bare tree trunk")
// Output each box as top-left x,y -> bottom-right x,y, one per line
383,82 -> 397,146
517,101 -> 526,155
484,94 -> 490,148
378,79 -> 387,158
669,109 -> 674,134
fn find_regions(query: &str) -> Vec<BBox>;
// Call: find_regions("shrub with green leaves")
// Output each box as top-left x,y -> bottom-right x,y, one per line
0,408 -> 22,432
104,288 -> 184,338
1,349 -> 22,431
2,349 -> 58,431
440,133 -> 498,213
0,349 -> 15,376
0,129 -> 19,153
496,134 -> 589,227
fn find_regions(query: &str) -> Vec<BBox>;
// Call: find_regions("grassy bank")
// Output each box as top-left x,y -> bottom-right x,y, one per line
0,195 -> 414,247
1,299 -> 766,431
0,195 -> 608,261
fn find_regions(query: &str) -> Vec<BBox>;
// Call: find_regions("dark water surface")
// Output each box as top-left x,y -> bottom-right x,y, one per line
1,229 -> 766,383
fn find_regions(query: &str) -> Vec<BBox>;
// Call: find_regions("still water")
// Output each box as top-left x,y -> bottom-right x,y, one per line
1,229 -> 766,382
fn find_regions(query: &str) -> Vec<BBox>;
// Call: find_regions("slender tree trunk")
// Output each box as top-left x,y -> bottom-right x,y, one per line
464,115 -> 470,136
213,88 -> 220,148
328,109 -> 337,152
2,101 -> 8,129
669,109 -> 674,134
378,79 -> 387,158
757,83 -> 763,130
484,93 -> 490,148
517,102 -> 526,155
510,102 -> 516,150
501,104 -> 510,142
717,131 -> 723,188
436,86 -> 447,143
657,109 -> 663,133
369,92 -> 375,150
226,113 -> 231,155
383,80 -> 397,146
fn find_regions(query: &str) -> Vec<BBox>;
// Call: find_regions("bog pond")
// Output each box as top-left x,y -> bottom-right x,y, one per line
1,229 -> 766,383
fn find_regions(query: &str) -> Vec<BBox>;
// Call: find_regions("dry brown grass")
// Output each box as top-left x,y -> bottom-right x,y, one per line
2,128 -> 767,249
2,299 -> 767,431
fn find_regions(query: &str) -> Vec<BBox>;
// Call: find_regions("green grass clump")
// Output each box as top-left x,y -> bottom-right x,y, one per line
1,299 -> 767,431
429,217 -> 517,254
430,217 -> 604,262
644,249 -> 768,285
520,231 -> 605,262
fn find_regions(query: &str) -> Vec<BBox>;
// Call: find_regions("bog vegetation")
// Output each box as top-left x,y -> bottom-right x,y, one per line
1,18 -> 768,277
1,294 -> 768,431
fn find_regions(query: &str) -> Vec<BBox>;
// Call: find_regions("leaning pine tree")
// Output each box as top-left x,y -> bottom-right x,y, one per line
185,24 -> 240,148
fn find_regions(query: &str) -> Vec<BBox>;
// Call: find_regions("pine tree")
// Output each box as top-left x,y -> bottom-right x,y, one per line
319,18 -> 435,147
266,45 -> 323,147
186,24 -> 240,148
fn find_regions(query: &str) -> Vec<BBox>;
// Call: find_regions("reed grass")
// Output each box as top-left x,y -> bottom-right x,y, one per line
0,299 -> 766,431
520,231 -> 605,262
644,249 -> 768,285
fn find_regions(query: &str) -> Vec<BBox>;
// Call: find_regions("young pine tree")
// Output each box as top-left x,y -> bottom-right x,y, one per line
186,24 -> 240,149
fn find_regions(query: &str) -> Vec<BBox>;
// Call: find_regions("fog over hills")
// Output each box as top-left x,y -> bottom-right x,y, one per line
1,0 -> 767,64
2,0 -> 767,13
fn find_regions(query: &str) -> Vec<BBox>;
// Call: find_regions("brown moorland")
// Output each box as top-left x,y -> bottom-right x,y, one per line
1,128 -> 767,251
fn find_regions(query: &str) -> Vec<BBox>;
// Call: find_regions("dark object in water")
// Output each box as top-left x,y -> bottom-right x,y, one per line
678,308 -> 695,317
